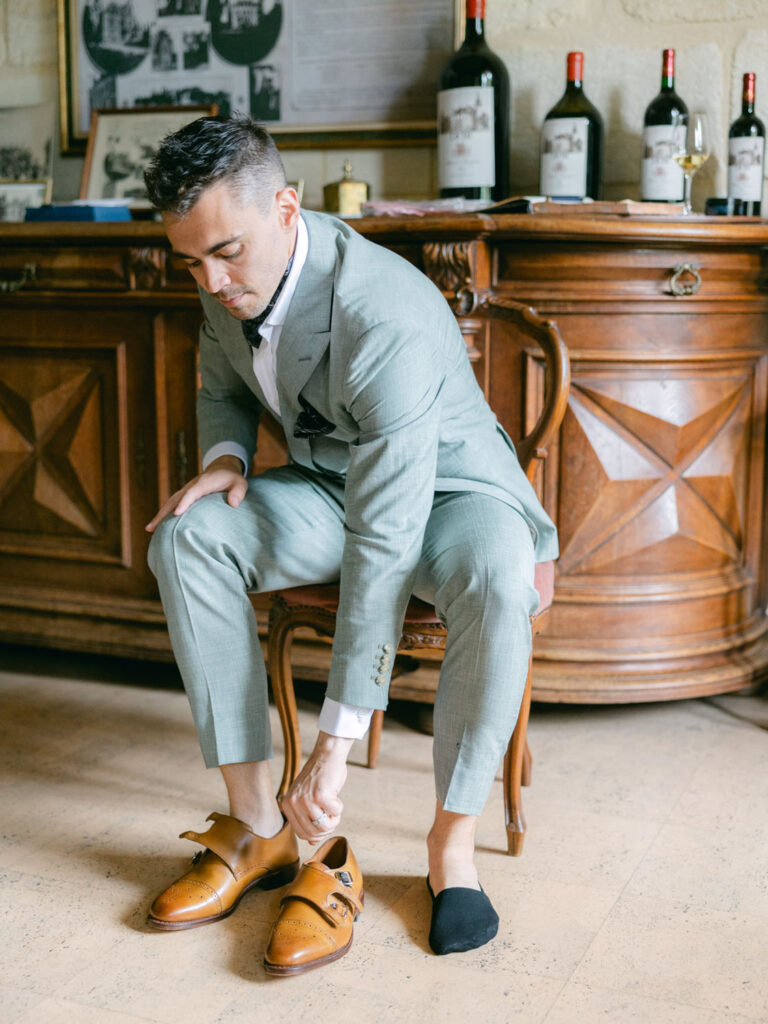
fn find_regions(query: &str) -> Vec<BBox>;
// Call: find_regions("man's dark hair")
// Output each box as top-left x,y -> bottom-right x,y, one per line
144,113 -> 287,215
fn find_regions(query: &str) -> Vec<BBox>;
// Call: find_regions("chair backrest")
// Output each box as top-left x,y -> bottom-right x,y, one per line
477,296 -> 571,484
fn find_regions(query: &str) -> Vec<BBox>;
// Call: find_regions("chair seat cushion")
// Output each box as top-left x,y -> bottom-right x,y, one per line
278,585 -> 443,624
279,584 -> 342,611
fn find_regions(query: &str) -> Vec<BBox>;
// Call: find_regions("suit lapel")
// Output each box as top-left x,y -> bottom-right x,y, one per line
276,212 -> 337,421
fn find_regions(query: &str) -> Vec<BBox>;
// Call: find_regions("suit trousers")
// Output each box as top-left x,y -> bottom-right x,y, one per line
148,465 -> 538,816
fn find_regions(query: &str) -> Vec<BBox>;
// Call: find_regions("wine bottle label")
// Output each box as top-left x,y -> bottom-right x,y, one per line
539,117 -> 589,198
641,124 -> 686,201
437,86 -> 495,189
728,136 -> 765,201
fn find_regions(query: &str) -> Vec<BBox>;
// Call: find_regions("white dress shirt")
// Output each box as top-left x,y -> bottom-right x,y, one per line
201,214 -> 374,741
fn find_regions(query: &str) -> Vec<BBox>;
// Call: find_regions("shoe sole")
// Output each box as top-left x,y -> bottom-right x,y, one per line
146,858 -> 301,931
262,890 -> 363,977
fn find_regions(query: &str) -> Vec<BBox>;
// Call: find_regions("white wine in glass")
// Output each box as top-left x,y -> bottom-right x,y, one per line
673,112 -> 710,213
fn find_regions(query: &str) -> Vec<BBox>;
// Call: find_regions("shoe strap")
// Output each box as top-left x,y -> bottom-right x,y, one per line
280,888 -> 361,925
281,863 -> 363,919
180,812 -> 262,877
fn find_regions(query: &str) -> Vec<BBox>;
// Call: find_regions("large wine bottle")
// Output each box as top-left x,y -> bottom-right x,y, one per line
437,0 -> 510,201
728,72 -> 765,215
539,51 -> 603,200
641,49 -> 688,202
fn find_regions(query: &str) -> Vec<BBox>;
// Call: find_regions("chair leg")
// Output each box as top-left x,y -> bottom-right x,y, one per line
266,601 -> 302,799
522,741 -> 533,787
503,656 -> 533,856
367,709 -> 384,769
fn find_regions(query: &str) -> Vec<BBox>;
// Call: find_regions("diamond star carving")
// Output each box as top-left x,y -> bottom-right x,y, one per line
558,373 -> 750,575
0,359 -> 105,538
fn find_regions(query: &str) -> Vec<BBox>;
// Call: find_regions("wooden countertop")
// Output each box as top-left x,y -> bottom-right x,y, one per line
4,212 -> 768,247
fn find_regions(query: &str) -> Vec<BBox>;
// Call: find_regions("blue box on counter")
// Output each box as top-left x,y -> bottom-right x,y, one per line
25,204 -> 133,222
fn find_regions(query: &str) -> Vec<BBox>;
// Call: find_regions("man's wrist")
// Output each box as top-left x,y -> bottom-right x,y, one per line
206,453 -> 244,475
314,731 -> 354,760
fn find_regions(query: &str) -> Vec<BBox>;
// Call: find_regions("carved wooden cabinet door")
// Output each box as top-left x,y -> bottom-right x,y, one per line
0,306 -> 160,602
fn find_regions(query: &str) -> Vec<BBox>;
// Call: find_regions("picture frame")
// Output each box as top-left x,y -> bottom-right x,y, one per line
0,181 -> 53,223
57,0 -> 462,154
79,104 -> 216,203
0,103 -> 55,182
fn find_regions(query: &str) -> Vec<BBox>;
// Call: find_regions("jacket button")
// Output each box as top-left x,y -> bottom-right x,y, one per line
375,675 -> 386,685
382,642 -> 394,653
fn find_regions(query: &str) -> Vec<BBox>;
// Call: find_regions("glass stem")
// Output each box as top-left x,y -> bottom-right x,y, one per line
683,173 -> 693,214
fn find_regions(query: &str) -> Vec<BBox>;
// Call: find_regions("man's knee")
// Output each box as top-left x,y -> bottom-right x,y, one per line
147,494 -> 228,580
440,546 -> 537,621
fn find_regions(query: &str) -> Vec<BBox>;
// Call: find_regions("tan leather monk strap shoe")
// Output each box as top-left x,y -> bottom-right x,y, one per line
147,812 -> 299,931
263,836 -> 364,976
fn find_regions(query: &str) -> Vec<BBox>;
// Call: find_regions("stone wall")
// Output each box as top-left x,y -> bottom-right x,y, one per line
1,0 -> 767,207
488,0 -> 768,203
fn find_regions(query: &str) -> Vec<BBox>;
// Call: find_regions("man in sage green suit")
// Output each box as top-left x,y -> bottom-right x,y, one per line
144,116 -> 557,959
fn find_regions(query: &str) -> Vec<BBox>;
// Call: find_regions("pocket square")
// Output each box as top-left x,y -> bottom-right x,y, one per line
293,395 -> 335,439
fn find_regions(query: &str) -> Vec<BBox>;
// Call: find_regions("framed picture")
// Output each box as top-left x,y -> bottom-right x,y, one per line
57,0 -> 461,154
0,103 -> 55,181
0,181 -> 53,223
80,104 -> 216,202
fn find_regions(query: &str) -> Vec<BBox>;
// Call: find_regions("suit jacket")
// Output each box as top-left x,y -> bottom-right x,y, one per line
196,210 -> 558,709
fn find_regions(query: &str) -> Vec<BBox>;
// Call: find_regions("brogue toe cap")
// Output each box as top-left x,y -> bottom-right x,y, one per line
265,917 -> 339,968
150,879 -> 223,923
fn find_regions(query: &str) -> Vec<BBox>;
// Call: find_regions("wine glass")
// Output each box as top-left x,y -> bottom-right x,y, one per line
673,111 -> 711,214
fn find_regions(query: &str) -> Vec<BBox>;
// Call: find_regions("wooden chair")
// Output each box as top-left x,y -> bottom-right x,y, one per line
264,297 -> 570,855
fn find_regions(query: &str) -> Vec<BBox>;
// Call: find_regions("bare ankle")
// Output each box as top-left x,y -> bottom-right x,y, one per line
227,802 -> 282,838
220,761 -> 284,838
428,802 -> 480,893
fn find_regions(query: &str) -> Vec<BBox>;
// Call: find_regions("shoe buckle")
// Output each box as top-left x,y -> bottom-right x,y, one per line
335,870 -> 353,887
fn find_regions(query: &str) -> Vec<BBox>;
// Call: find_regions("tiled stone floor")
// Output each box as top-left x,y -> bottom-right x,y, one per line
1,646 -> 767,1024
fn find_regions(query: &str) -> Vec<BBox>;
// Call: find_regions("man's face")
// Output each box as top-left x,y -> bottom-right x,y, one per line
164,180 -> 299,321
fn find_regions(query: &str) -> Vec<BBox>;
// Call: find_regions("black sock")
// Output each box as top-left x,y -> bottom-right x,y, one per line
426,878 -> 499,955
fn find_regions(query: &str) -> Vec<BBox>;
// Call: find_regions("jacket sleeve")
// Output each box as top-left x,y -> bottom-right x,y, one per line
196,314 -> 263,470
325,320 -> 443,709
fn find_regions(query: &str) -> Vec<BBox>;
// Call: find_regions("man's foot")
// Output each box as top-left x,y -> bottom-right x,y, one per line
426,877 -> 499,955
147,812 -> 299,930
425,801 -> 496,954
263,836 -> 363,975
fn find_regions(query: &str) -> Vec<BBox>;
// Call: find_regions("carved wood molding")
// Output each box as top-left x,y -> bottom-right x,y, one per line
557,365 -> 752,577
124,248 -> 167,291
421,241 -> 477,314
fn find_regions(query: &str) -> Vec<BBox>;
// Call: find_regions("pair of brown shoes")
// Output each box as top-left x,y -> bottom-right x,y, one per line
147,812 -> 363,975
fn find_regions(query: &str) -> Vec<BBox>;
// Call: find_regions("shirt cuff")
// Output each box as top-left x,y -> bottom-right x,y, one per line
318,697 -> 375,739
201,441 -> 250,476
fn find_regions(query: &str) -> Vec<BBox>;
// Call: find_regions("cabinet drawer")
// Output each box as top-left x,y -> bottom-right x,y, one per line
494,241 -> 768,304
0,244 -> 196,293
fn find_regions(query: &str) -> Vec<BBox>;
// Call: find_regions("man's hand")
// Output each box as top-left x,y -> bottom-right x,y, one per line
280,732 -> 353,845
145,454 -> 247,532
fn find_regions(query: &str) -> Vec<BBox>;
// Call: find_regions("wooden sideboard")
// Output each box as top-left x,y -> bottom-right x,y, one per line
2,214 -> 768,704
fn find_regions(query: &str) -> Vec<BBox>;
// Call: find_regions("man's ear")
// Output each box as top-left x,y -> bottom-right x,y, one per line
275,185 -> 300,229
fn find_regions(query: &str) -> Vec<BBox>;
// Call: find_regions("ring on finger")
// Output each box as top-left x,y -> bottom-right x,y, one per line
310,811 -> 329,826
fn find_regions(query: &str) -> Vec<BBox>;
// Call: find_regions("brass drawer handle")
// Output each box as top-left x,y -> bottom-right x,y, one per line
0,263 -> 37,293
669,262 -> 702,296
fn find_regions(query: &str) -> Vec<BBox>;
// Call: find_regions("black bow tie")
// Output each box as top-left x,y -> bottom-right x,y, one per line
241,251 -> 295,350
